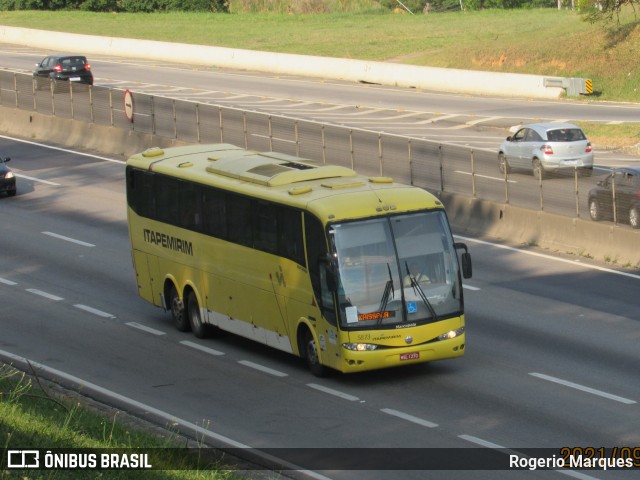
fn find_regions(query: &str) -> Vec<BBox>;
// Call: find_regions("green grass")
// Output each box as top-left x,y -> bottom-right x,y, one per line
0,364 -> 237,479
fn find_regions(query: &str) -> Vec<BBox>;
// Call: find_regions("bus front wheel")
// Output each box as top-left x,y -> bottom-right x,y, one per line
187,292 -> 208,338
303,329 -> 327,377
169,285 -> 190,332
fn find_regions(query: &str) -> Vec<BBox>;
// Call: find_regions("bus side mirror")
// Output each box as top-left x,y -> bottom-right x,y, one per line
455,242 -> 472,279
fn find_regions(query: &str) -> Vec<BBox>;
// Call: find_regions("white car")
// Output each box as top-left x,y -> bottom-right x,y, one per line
498,123 -> 593,180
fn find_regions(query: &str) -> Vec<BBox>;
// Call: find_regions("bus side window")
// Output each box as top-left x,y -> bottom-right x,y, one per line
201,187 -> 227,239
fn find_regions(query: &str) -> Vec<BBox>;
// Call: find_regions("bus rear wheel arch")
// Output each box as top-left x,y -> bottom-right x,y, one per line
297,325 -> 328,377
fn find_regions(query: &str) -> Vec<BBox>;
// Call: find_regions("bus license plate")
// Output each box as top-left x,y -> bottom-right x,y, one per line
400,352 -> 419,361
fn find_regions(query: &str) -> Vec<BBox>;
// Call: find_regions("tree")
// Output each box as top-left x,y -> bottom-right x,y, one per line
580,0 -> 639,23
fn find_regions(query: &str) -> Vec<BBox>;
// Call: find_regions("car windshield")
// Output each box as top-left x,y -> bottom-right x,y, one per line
329,211 -> 463,330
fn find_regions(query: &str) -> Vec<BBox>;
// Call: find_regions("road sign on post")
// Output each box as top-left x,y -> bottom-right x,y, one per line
124,89 -> 134,123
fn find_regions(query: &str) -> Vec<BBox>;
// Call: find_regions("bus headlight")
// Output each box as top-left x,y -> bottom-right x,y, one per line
437,327 -> 465,341
343,343 -> 379,352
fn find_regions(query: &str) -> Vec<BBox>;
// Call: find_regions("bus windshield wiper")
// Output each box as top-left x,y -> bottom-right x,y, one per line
376,264 -> 394,325
404,261 -> 439,322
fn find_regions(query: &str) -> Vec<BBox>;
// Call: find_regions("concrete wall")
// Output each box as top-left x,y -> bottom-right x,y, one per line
2,105 -> 638,268
0,25 -> 566,99
441,192 -> 640,268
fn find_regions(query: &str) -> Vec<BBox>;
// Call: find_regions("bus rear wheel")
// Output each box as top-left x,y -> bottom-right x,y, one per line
169,285 -> 190,332
187,292 -> 208,338
303,329 -> 327,377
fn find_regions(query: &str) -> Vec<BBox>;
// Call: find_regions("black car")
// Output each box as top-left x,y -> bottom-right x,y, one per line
33,54 -> 94,89
0,157 -> 16,197
588,166 -> 640,229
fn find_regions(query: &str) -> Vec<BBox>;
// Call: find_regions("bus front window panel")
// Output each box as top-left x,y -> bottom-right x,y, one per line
331,219 -> 403,329
392,211 -> 463,319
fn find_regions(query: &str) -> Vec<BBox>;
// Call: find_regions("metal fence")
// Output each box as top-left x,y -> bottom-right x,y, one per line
0,70 -> 628,227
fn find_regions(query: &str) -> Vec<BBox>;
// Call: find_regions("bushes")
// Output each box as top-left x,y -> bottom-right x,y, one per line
0,0 -> 231,11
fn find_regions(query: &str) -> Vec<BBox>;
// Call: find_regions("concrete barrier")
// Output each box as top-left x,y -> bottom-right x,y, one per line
2,105 -> 638,268
441,192 -> 640,268
0,25 -> 567,99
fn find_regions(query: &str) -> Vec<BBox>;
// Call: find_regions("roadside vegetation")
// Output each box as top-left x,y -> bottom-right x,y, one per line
0,364 -> 239,479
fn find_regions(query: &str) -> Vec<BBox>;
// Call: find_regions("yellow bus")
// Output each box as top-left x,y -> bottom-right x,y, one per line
126,144 -> 472,376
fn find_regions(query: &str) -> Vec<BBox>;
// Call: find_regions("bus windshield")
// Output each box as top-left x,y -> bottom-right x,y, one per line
329,211 -> 463,329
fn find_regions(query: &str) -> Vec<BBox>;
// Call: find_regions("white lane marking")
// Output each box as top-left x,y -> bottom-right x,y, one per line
463,284 -> 481,291
381,408 -> 438,428
458,435 -> 602,480
73,304 -> 115,319
0,277 -> 18,286
529,372 -> 636,405
455,170 -> 518,183
125,322 -> 166,336
238,360 -> 288,377
42,231 -> 95,247
307,383 -> 360,402
455,235 -> 640,281
0,349 -> 333,480
14,173 -> 60,186
0,134 -> 125,164
26,289 -> 63,301
459,434 -> 505,449
180,340 -> 225,356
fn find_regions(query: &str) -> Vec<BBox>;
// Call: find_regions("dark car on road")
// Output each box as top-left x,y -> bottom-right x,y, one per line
0,157 -> 16,197
588,166 -> 640,229
33,54 -> 93,90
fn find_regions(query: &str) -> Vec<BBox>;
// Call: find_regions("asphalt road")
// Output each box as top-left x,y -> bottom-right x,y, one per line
1,137 -> 639,480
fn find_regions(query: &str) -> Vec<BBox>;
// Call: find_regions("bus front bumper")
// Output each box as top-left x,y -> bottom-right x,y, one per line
338,333 -> 465,373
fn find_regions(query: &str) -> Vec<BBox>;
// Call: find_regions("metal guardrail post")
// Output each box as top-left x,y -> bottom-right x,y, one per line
70,83 -> 75,120
504,168 -> 509,204
219,107 -> 224,143
151,96 -> 156,135
109,89 -> 114,126
50,81 -> 55,117
195,103 -> 200,143
89,86 -> 94,124
538,174 -> 544,211
321,125 -> 326,165
439,145 -> 444,193
574,168 -> 579,217
13,73 -> 17,108
470,149 -> 476,198
408,139 -> 413,186
378,133 -> 383,176
242,112 -> 248,148
612,175 -> 618,225
349,129 -> 354,170
172,99 -> 177,139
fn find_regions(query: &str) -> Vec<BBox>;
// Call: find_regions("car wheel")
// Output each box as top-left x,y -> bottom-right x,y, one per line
498,153 -> 510,175
532,159 -> 545,181
187,291 -> 208,338
589,198 -> 602,221
629,205 -> 640,229
169,285 -> 190,332
302,328 -> 327,377
8,189 -> 16,197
